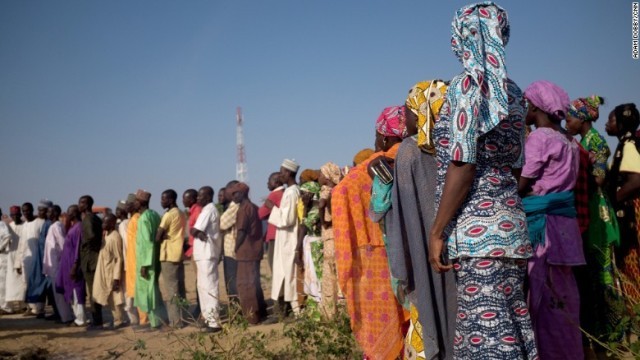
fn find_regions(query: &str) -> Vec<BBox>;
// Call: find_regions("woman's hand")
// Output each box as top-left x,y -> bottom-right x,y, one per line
428,232 -> 453,273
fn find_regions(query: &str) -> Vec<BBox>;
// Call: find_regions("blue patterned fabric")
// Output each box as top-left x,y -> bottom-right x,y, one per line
453,258 -> 538,358
435,1 -> 531,260
435,79 -> 531,259
449,2 -> 510,164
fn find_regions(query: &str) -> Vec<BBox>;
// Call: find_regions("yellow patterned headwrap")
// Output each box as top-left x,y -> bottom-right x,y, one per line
405,80 -> 448,154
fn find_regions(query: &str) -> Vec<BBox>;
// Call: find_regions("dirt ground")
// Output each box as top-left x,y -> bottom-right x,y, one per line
0,258 -> 286,359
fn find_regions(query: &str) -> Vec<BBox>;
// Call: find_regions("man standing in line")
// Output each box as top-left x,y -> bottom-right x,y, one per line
156,189 -> 186,328
18,202 -> 45,317
220,180 -> 239,304
125,193 -> 144,326
258,172 -> 284,272
182,189 -> 202,319
231,182 -> 268,324
93,213 -> 126,329
191,186 -> 222,332
0,208 -> 14,314
78,195 -> 104,329
134,190 -> 163,331
56,205 -> 87,326
269,159 -> 301,316
42,205 -> 74,324
33,200 -> 57,320
6,206 -> 25,310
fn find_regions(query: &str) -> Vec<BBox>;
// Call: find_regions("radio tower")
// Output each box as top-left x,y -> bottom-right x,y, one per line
236,107 -> 248,183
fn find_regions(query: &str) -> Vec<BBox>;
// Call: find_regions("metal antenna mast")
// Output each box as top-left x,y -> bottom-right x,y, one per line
236,107 -> 248,183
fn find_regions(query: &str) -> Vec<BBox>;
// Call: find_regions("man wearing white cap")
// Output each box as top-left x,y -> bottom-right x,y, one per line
268,158 -> 301,315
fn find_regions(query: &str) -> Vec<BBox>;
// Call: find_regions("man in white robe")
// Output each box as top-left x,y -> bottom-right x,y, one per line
0,208 -> 13,313
6,206 -> 26,308
42,205 -> 73,323
16,202 -> 45,316
191,186 -> 222,332
268,159 -> 301,315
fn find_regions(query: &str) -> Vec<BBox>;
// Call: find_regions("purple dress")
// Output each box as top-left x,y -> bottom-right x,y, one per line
55,222 -> 85,304
522,127 -> 585,360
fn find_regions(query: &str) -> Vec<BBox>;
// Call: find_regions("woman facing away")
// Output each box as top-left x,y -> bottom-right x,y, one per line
332,105 -> 409,360
383,80 -> 457,360
519,80 -> 585,360
428,2 -> 538,359
605,103 -> 640,307
566,95 -> 620,352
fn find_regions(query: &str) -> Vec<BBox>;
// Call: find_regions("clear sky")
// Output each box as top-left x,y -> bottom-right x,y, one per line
1,0 -> 638,212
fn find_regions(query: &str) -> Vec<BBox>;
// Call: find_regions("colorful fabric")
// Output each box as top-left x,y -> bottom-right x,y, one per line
332,143 -> 408,359
125,213 -> 140,298
568,95 -> 603,122
300,169 -> 320,184
523,80 -> 570,120
375,106 -> 407,139
353,148 -> 375,166
134,209 -> 162,314
55,222 -> 85,304
300,181 -> 321,195
405,80 -> 448,154
522,191 -> 576,249
575,142 -> 590,233
454,258 -> 538,359
448,2 -> 510,163
582,128 -> 611,179
320,162 -> 342,185
435,78 -> 531,259
302,205 -> 321,237
403,305 -> 426,360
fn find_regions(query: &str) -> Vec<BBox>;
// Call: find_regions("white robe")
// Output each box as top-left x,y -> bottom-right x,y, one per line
16,219 -> 43,292
43,221 -> 65,278
268,185 -> 300,302
0,222 -> 12,307
6,222 -> 25,302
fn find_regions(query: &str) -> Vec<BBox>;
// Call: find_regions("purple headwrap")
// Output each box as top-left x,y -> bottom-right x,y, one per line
375,106 -> 408,139
524,80 -> 570,121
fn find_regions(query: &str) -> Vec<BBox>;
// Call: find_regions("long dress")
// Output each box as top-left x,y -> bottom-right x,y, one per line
6,222 -> 26,302
522,127 -> 585,360
332,143 -> 408,360
26,219 -> 49,303
134,209 -> 161,326
19,218 -> 44,304
55,222 -> 85,304
93,230 -> 124,307
0,222 -> 12,309
268,185 -> 300,303
386,136 -> 457,360
125,213 -> 140,298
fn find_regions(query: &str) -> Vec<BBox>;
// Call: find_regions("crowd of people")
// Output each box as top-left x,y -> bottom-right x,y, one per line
1,2 -> 640,359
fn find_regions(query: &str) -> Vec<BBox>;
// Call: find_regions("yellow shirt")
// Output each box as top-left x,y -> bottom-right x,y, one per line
621,141 -> 640,174
159,207 -> 186,262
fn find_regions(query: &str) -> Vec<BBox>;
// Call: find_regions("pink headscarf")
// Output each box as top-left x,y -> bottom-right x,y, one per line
375,106 -> 408,139
524,80 -> 570,121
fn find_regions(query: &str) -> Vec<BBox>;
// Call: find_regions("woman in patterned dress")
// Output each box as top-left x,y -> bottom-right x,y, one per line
566,95 -> 619,350
428,3 -> 538,359
332,106 -> 409,359
606,103 -> 640,309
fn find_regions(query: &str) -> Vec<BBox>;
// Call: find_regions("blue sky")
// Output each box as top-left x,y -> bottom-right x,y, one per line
1,0 -> 638,211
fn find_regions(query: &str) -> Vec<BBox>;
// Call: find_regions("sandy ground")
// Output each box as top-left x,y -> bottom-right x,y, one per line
0,257 -> 286,359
